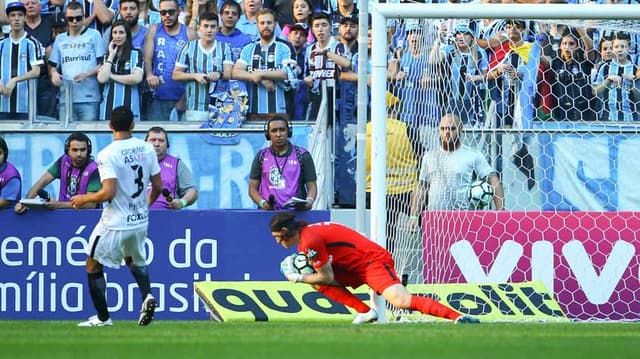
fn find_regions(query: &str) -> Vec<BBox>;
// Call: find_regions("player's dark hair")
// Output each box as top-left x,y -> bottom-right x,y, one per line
119,0 -> 139,9
145,126 -> 170,148
110,106 -> 134,131
270,212 -> 308,235
0,137 -> 8,160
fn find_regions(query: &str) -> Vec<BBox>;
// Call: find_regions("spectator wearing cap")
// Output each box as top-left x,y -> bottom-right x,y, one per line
280,0 -> 314,44
0,2 -> 44,120
283,21 -> 309,121
21,0 -> 57,119
431,24 -> 489,128
328,0 -> 357,39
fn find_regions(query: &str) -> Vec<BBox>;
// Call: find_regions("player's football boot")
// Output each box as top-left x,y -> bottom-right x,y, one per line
454,315 -> 480,324
138,294 -> 157,326
352,308 -> 378,324
77,315 -> 113,327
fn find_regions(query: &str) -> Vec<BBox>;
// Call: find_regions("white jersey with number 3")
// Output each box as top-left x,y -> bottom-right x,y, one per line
96,137 -> 161,230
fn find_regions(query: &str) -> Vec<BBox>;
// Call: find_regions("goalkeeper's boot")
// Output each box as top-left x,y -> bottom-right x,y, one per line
454,315 -> 480,324
77,315 -> 113,327
352,308 -> 378,325
138,294 -> 157,326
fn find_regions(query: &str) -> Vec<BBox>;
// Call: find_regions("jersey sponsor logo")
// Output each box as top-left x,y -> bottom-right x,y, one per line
306,248 -> 318,260
62,54 -> 93,63
126,212 -> 148,223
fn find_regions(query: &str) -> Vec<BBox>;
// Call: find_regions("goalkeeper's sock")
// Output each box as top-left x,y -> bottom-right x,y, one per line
410,295 -> 461,321
317,285 -> 371,313
129,264 -> 151,300
88,272 -> 110,322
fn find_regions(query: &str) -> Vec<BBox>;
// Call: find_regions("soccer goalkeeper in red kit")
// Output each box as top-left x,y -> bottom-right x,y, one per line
269,212 -> 480,324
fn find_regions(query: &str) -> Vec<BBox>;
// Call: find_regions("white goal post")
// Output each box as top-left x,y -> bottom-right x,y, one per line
368,3 -> 640,322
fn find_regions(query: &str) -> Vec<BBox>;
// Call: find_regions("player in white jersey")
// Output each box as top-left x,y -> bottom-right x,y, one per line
71,106 -> 163,327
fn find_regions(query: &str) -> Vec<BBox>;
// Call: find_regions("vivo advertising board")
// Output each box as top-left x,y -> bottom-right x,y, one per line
0,210 -> 329,320
421,210 -> 640,321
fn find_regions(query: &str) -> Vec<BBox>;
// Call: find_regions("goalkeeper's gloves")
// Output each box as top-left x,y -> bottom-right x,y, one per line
280,255 -> 303,283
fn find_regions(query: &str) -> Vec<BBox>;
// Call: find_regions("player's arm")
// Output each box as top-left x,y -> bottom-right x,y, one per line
299,261 -> 339,286
489,173 -> 505,210
148,172 -> 162,207
71,178 -> 117,209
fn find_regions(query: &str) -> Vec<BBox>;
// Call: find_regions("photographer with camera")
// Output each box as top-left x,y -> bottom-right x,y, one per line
14,132 -> 101,213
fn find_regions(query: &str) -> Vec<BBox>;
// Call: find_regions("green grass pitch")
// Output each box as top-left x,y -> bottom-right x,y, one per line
2,320 -> 639,358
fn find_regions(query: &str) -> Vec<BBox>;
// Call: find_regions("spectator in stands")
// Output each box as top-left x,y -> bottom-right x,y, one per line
22,0 -> 57,119
14,132 -> 101,213
0,2 -> 44,120
593,32 -> 640,122
591,35 -> 614,118
103,0 -> 148,50
185,0 -> 218,30
98,20 -> 144,121
249,116 -> 317,210
334,13 -> 358,126
143,0 -> 197,121
284,22 -> 308,121
0,137 -> 22,210
280,0 -> 314,44
237,0 -> 282,41
173,12 -> 233,122
49,1 -> 105,122
217,0 -> 252,62
486,19 -> 547,129
549,28 -> 597,121
145,126 -> 199,210
304,12 -> 351,121
233,9 -> 295,118
50,0 -> 117,34
407,114 -> 504,230
328,0 -> 357,39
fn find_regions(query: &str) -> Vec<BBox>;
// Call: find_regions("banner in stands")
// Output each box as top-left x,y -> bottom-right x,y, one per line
3,129 -> 311,210
0,210 -> 329,320
537,122 -> 640,211
421,210 -> 640,321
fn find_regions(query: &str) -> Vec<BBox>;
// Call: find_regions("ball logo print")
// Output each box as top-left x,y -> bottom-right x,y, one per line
292,253 -> 315,275
469,180 -> 494,210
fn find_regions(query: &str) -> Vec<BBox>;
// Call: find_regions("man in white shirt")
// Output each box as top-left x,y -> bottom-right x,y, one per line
71,106 -> 163,327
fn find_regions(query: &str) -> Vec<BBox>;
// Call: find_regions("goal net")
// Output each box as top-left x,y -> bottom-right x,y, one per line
368,3 -> 640,322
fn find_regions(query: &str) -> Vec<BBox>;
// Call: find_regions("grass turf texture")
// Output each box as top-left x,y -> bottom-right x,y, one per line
1,321 -> 639,358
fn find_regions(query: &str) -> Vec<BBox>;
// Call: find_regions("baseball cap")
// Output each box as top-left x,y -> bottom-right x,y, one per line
289,22 -> 309,35
340,14 -> 359,25
5,2 -> 26,15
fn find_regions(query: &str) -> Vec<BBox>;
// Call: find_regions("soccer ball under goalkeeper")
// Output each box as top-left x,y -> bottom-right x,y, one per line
469,180 -> 494,210
292,253 -> 315,275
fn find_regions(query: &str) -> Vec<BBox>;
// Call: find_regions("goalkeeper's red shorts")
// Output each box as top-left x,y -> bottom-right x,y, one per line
334,253 -> 401,294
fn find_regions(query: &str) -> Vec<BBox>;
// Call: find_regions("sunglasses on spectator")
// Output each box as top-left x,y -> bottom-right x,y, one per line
159,9 -> 177,16
65,15 -> 83,23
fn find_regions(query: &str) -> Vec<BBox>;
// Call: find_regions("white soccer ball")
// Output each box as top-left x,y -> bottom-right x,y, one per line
469,180 -> 494,210
292,252 -> 315,275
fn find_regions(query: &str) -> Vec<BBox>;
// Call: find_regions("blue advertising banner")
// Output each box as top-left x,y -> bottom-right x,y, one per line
3,128 -> 311,210
0,209 -> 330,320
